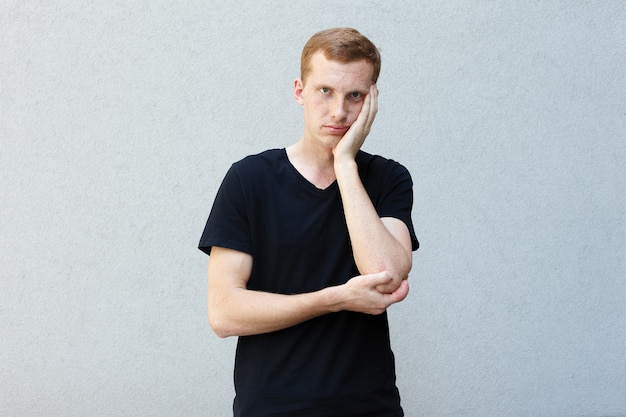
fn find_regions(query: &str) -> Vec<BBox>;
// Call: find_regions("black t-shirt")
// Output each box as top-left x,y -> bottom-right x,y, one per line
199,149 -> 418,416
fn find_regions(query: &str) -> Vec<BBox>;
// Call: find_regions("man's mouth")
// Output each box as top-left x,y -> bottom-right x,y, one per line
325,125 -> 350,135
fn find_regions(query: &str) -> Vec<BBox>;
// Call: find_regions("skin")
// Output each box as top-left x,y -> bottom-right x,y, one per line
207,51 -> 413,338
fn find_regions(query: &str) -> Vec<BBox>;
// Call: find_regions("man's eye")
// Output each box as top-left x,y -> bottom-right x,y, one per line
350,92 -> 362,99
320,87 -> 330,94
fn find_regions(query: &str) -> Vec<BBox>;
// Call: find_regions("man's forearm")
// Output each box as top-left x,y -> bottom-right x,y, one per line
209,286 -> 338,338
334,159 -> 412,279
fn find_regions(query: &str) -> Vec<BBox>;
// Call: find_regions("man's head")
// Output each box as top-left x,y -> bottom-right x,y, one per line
300,28 -> 381,85
294,29 -> 380,150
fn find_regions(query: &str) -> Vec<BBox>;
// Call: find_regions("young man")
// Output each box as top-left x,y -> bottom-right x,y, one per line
199,27 -> 418,417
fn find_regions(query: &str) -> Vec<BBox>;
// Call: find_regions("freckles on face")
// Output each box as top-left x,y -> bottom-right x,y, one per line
304,87 -> 361,132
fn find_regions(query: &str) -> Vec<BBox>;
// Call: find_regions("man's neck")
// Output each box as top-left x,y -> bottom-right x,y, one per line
286,138 -> 337,190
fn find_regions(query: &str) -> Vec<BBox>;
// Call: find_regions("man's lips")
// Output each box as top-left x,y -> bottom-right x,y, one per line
324,125 -> 350,135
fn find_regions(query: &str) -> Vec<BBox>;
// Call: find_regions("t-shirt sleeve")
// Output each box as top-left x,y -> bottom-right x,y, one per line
371,160 -> 419,251
198,165 -> 252,256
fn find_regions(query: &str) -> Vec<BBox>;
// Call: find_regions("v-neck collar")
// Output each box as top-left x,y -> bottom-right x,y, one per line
280,148 -> 338,194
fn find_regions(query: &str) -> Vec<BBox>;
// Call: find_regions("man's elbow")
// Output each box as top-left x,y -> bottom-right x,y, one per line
386,255 -> 412,283
208,309 -> 235,338
387,251 -> 413,279
400,254 -> 413,279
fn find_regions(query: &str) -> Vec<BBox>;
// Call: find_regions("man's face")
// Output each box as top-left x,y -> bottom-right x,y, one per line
295,51 -> 374,150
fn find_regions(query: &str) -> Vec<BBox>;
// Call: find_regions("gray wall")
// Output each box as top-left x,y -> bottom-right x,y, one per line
1,1 -> 625,416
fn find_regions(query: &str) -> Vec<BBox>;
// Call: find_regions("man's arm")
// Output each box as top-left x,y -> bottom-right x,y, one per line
207,246 -> 409,338
333,85 -> 413,293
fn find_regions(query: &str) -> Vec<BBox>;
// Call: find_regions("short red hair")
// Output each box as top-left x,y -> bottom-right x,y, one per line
300,28 -> 381,84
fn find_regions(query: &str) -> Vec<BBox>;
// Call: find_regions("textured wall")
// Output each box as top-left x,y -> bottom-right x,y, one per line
1,1 -> 625,416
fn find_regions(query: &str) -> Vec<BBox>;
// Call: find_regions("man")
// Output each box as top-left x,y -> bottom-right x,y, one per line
199,27 -> 418,417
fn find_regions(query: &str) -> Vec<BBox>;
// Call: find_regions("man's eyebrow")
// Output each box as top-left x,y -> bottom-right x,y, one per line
311,83 -> 331,90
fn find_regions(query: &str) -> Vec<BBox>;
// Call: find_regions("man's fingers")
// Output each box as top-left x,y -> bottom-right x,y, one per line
389,279 -> 409,302
368,271 -> 393,286
356,84 -> 377,129
367,84 -> 378,124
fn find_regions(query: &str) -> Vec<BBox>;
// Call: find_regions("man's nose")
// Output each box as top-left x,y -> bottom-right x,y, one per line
330,97 -> 348,120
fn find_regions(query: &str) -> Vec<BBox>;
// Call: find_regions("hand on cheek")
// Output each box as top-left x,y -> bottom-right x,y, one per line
333,85 -> 378,162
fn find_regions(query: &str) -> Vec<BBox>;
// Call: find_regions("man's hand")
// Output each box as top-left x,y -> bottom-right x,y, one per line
332,84 -> 378,163
334,271 -> 409,315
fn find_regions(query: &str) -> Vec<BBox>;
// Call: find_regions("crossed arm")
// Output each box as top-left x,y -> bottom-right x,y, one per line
207,85 -> 413,338
207,245 -> 409,338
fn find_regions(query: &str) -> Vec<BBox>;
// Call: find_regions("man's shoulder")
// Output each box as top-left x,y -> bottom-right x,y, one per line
356,150 -> 410,177
231,148 -> 285,173
235,148 -> 284,164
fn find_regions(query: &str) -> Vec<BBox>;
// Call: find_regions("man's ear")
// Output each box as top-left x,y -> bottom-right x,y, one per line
294,78 -> 304,105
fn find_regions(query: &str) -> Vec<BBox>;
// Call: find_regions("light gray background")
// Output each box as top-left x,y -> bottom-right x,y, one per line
1,1 -> 625,416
